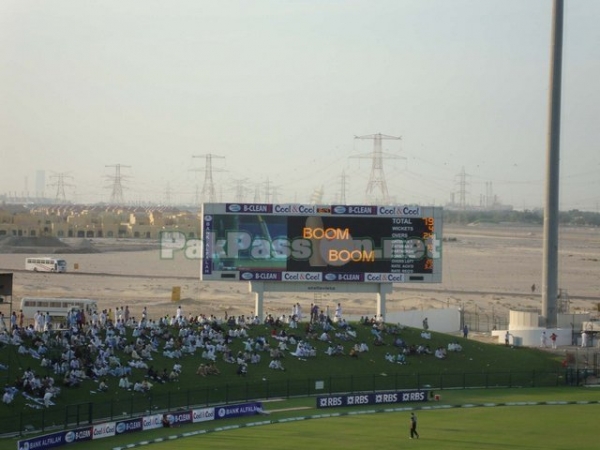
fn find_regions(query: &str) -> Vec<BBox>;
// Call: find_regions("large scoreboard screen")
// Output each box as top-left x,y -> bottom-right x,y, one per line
201,203 -> 442,283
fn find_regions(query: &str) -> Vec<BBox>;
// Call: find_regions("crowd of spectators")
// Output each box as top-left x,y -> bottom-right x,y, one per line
1,303 -> 460,409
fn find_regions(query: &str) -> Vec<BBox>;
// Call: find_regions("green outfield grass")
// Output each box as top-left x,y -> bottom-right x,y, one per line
148,405 -> 598,450
0,319 -> 574,435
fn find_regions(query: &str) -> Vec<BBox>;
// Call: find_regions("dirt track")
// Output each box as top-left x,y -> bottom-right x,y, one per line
1,224 -> 599,323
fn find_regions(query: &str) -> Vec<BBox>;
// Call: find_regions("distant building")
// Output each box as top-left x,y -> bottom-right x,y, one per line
0,205 -> 201,239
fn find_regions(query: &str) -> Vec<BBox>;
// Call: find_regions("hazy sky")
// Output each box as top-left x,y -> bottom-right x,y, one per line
1,0 -> 599,210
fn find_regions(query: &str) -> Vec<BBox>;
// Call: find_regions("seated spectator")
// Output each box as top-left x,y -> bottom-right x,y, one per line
43,390 -> 54,407
201,348 -> 216,362
237,362 -> 248,376
236,351 -> 246,365
416,344 -> 428,355
98,379 -> 109,392
222,350 -> 236,364
291,341 -> 315,358
357,342 -> 369,352
370,326 -> 382,339
318,332 -> 331,342
128,360 -> 148,369
434,347 -> 447,359
335,331 -> 350,341
119,375 -> 131,389
278,340 -> 289,352
158,368 -> 169,383
62,371 -> 80,388
269,348 -> 284,360
206,362 -> 220,375
268,359 -> 285,371
146,366 -> 158,380
140,346 -> 153,360
196,364 -> 208,377
289,316 -> 298,329
2,389 -> 14,404
325,344 -> 344,356
250,352 -> 261,364
448,341 -> 462,352
393,337 -> 406,348
163,348 -> 182,359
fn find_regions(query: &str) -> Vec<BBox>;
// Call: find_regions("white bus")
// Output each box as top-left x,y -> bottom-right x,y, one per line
19,297 -> 98,319
25,257 -> 67,273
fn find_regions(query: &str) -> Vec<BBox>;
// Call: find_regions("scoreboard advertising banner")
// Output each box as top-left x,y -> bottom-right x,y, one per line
202,203 -> 442,283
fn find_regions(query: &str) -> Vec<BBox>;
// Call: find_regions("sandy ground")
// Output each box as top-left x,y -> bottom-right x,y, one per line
1,224 -> 599,327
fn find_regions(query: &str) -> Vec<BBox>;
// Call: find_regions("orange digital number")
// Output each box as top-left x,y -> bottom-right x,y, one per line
424,259 -> 433,270
424,217 -> 434,231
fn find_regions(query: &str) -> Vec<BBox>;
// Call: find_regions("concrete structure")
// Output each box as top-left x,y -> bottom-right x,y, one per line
491,309 -> 592,347
384,308 -> 460,334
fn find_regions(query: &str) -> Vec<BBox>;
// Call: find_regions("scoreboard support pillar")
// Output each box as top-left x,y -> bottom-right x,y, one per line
250,282 -> 265,321
376,283 -> 393,322
250,281 -> 394,323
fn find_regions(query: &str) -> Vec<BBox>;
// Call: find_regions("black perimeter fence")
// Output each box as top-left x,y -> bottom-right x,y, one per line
1,368 -> 587,437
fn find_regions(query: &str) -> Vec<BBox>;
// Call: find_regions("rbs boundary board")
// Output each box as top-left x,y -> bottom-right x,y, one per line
201,203 -> 442,283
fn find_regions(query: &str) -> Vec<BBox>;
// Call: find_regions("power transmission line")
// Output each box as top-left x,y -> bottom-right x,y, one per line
48,172 -> 75,203
192,154 -> 225,204
454,166 -> 470,210
337,170 -> 348,204
353,133 -> 404,204
105,164 -> 131,204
